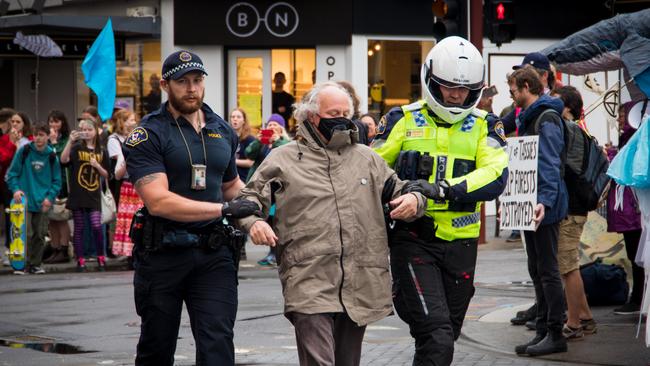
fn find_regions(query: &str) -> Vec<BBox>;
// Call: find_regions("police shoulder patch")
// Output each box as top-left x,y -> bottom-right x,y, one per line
494,121 -> 507,142
377,115 -> 387,134
125,127 -> 149,147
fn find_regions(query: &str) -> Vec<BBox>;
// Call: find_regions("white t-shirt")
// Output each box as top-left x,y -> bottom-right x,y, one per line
107,133 -> 128,179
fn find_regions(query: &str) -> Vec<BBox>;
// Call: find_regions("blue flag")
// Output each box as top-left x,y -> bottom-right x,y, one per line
82,18 -> 115,122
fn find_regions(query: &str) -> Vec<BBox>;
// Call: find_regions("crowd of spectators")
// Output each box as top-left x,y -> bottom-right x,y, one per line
0,104 -> 141,274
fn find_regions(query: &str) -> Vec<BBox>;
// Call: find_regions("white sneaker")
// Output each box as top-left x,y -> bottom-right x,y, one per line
13,269 -> 25,275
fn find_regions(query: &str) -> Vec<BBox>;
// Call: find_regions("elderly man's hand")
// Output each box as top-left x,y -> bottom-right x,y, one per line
389,193 -> 419,220
250,220 -> 278,247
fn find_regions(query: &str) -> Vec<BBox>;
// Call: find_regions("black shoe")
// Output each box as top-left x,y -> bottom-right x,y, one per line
614,302 -> 640,315
511,304 -> 537,325
42,248 -> 58,263
526,333 -> 567,356
506,231 -> 521,242
76,263 -> 87,273
28,266 -> 45,274
525,319 -> 537,330
515,333 -> 546,355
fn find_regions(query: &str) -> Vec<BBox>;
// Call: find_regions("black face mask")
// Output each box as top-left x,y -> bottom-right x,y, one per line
316,116 -> 351,141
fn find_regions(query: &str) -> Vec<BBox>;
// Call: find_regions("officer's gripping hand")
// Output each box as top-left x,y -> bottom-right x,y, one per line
389,193 -> 419,220
402,179 -> 449,200
222,199 -> 262,219
250,220 -> 278,247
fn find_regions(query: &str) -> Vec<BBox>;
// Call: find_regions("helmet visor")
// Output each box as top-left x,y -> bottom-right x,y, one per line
428,77 -> 483,110
430,73 -> 484,91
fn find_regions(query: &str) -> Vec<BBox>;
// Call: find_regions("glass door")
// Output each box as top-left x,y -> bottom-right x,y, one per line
228,50 -> 272,129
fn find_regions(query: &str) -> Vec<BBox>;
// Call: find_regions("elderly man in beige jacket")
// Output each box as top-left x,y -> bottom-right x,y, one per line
237,81 -> 428,366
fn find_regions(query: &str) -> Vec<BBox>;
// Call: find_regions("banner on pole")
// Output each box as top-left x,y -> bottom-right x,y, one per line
499,136 -> 539,231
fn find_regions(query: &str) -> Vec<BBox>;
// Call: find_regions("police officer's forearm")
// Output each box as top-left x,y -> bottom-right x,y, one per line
135,172 -> 223,222
147,194 -> 222,222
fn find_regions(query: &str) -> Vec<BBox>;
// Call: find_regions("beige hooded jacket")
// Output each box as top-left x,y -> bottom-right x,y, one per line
238,121 -> 425,326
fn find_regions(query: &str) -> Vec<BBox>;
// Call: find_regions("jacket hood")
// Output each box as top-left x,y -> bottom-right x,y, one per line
296,120 -> 359,150
29,141 -> 54,155
519,94 -> 564,128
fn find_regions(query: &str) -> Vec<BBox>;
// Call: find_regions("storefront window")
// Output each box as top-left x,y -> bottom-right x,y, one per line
367,39 -> 434,117
75,40 -> 161,122
271,49 -> 315,130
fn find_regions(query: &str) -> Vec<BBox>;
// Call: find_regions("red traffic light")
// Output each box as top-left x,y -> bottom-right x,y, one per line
496,3 -> 505,20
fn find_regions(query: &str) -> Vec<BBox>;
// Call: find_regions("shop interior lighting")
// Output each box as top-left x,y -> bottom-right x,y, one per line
374,43 -> 381,51
368,49 -> 374,57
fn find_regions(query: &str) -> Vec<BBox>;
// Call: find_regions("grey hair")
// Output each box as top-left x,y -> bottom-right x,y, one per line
293,81 -> 354,122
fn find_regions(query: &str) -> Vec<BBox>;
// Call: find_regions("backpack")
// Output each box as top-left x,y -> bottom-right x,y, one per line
533,109 -> 611,212
21,144 -> 57,166
580,259 -> 629,306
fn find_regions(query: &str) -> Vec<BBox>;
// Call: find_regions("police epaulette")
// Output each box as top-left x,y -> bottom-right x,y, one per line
470,108 -> 488,120
402,101 -> 424,112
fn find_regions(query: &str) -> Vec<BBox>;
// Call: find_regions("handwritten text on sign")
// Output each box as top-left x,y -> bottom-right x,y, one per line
499,136 -> 539,231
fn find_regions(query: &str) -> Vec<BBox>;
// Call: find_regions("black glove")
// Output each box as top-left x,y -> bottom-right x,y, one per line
402,179 -> 450,200
222,199 -> 261,218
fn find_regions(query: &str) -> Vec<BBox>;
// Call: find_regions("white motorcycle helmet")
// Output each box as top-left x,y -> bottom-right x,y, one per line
421,36 -> 485,124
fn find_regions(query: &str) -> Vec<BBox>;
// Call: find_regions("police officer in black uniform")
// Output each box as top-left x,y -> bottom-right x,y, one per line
125,50 -> 260,366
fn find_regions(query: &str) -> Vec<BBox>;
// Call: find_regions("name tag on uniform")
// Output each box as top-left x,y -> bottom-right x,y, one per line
191,164 -> 207,190
405,128 -> 435,139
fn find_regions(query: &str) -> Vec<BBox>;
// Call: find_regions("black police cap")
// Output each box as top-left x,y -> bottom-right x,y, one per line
162,50 -> 208,80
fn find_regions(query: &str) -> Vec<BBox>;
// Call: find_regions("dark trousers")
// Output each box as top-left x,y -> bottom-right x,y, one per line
288,312 -> 366,366
524,223 -> 565,335
133,245 -> 237,366
390,229 -> 478,366
623,230 -> 644,305
26,212 -> 48,267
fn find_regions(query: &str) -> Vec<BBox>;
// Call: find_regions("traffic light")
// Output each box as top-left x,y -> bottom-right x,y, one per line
432,0 -> 468,40
485,0 -> 516,47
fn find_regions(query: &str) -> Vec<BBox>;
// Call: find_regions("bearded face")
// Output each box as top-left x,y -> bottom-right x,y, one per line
167,85 -> 204,114
165,72 -> 205,115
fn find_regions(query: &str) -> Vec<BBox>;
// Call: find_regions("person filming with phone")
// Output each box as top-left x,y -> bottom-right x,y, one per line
60,119 -> 110,272
244,113 -> 290,182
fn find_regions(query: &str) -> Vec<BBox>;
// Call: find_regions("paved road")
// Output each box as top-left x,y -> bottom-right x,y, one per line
0,239 -> 579,366
2,220 -> 648,366
0,270 -> 568,366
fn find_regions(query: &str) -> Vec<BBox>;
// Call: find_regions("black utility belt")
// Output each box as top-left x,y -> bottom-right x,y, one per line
129,207 -> 246,252
159,230 -> 227,250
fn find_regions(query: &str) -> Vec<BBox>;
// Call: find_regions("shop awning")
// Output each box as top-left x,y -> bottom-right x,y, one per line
0,14 -> 160,37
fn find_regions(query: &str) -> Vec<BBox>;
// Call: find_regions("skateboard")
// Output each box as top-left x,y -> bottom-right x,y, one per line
6,196 -> 27,271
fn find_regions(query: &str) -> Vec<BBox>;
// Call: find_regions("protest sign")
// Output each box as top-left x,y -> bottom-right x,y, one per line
499,135 -> 539,231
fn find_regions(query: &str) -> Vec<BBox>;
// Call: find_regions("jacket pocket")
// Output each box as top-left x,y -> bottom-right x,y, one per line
279,224 -> 340,268
353,233 -> 391,311
354,255 -> 391,311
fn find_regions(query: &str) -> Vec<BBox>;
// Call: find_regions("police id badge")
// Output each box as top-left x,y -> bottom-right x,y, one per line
191,164 -> 207,190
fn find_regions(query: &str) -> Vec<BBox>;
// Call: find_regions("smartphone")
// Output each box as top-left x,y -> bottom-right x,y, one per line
483,85 -> 498,98
77,131 -> 89,139
260,129 -> 273,145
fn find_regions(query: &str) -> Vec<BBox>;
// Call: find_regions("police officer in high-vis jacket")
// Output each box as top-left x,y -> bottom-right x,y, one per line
373,36 -> 509,366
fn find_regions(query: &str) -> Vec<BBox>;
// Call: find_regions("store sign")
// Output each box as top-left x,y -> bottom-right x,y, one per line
226,2 -> 299,38
316,46 -> 346,83
0,37 -> 125,60
175,0 -> 352,46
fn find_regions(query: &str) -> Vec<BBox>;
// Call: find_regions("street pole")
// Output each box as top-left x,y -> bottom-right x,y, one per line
469,0 -> 487,244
